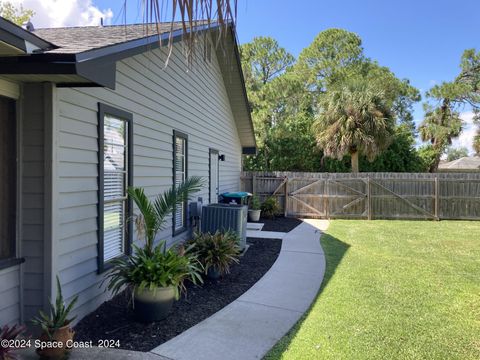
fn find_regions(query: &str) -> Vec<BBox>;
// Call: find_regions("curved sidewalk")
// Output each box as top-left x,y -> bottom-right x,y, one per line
151,219 -> 329,360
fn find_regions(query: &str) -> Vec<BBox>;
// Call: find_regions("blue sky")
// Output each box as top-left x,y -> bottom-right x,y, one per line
23,0 -> 480,152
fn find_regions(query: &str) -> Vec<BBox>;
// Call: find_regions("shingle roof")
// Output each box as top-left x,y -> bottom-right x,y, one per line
33,23 -> 191,54
438,156 -> 480,170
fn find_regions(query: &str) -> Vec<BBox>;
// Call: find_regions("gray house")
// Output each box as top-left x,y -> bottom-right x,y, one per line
0,17 -> 255,326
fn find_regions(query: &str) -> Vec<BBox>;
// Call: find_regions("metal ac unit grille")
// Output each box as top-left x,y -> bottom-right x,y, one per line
201,204 -> 248,250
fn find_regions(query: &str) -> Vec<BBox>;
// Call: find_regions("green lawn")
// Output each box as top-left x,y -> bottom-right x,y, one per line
266,220 -> 480,360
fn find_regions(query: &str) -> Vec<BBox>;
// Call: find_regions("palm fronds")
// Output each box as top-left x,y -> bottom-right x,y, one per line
128,176 -> 203,252
142,0 -> 237,65
313,79 -> 395,171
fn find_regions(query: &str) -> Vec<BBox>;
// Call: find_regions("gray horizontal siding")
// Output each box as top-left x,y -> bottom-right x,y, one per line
55,37 -> 242,320
0,265 -> 20,325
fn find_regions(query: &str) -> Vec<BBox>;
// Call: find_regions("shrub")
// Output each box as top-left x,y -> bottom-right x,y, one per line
105,241 -> 203,299
249,194 -> 261,210
261,197 -> 280,219
188,231 -> 241,276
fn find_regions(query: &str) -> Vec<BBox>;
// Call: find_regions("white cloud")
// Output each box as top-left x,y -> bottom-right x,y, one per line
9,0 -> 113,28
451,111 -> 477,155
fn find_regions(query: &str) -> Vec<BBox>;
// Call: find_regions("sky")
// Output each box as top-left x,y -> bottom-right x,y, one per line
9,0 -> 480,154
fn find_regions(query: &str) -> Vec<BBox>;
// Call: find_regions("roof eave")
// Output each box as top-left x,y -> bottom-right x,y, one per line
0,17 -> 55,54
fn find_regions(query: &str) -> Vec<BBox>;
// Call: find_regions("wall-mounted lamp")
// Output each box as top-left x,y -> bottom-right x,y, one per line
218,154 -> 226,162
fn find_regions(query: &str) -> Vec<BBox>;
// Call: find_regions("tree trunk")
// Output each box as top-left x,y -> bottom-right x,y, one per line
351,151 -> 359,173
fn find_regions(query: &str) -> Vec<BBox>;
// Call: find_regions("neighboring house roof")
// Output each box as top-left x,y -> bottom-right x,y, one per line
0,19 -> 256,151
438,156 -> 480,172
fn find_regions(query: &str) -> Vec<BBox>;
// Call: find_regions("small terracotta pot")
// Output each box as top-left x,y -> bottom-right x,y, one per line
36,325 -> 74,359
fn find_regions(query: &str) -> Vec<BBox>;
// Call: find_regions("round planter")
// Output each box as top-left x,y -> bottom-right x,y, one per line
133,286 -> 176,322
248,209 -> 261,222
36,324 -> 74,360
207,266 -> 221,280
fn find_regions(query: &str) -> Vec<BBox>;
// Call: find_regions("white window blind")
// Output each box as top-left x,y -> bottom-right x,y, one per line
103,115 -> 128,261
174,135 -> 186,232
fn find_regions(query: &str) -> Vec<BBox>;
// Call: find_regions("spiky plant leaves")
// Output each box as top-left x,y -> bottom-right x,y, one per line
31,276 -> 78,338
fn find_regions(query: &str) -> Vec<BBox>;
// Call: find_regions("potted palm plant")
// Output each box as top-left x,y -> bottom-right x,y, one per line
248,194 -> 261,222
31,276 -> 78,360
105,177 -> 204,322
187,231 -> 240,279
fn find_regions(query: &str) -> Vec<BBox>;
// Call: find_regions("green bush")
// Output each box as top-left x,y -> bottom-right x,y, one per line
105,241 -> 203,299
188,231 -> 241,276
261,197 -> 280,219
250,194 -> 261,210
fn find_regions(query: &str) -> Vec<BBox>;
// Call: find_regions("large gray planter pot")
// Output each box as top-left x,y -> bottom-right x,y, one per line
133,286 -> 175,322
207,266 -> 221,280
248,209 -> 261,222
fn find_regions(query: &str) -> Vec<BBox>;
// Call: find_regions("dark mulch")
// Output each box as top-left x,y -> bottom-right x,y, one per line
259,216 -> 302,232
74,237 -> 282,352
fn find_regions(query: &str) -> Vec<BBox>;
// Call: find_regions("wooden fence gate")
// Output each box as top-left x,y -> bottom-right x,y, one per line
241,172 -> 480,220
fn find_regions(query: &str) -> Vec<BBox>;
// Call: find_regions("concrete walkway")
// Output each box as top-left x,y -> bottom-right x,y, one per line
17,220 -> 328,360
246,229 -> 286,239
151,219 -> 329,360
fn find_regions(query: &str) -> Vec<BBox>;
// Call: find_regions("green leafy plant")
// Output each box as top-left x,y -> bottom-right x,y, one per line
261,197 -> 280,219
31,276 -> 78,338
128,177 -> 203,254
105,177 -> 204,298
106,241 -> 203,299
0,324 -> 27,360
250,194 -> 261,210
187,231 -> 240,276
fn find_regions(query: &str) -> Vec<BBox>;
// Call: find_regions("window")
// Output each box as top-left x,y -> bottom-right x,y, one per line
98,103 -> 133,272
0,96 -> 16,263
173,131 -> 188,235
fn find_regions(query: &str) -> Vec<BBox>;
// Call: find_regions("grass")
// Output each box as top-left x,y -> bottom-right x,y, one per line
265,220 -> 480,360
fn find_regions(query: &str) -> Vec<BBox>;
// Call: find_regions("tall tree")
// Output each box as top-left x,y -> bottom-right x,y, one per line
240,37 -> 295,146
474,133 -> 480,155
474,118 -> 480,155
446,146 -> 469,161
0,1 -> 34,25
418,100 -> 463,171
419,49 -> 480,170
296,28 -> 364,95
313,79 -> 395,172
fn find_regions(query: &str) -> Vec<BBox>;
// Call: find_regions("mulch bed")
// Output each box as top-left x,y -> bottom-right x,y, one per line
259,216 -> 303,232
74,237 -> 282,352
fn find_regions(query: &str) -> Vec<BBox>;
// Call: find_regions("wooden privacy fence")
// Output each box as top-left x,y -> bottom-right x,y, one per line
240,171 -> 480,220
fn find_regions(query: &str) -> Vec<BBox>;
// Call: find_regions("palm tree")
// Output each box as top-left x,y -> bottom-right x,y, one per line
312,80 -> 394,172
418,99 -> 463,172
127,176 -> 203,254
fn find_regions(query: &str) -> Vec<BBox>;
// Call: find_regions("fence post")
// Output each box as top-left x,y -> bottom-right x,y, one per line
434,176 -> 439,220
252,175 -> 257,195
367,176 -> 372,220
325,178 -> 330,219
284,177 -> 288,217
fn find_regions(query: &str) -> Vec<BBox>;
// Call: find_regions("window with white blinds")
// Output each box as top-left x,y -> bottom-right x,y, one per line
173,131 -> 188,234
98,104 -> 132,272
